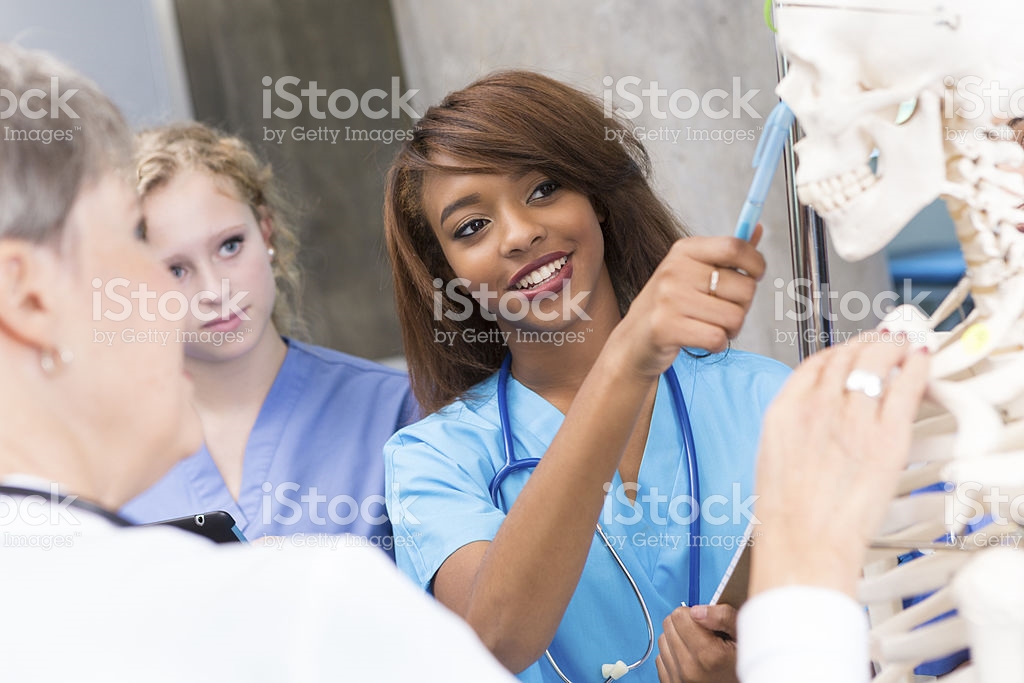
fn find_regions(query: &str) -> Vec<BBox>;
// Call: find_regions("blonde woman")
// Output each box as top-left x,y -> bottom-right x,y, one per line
121,123 -> 417,549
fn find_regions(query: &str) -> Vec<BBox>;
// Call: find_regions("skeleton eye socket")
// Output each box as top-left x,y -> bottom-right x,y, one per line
895,98 -> 918,125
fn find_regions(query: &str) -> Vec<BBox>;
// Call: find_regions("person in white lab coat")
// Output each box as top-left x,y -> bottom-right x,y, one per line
0,42 -> 512,683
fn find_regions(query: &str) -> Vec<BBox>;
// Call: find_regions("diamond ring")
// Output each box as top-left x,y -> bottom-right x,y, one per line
845,369 -> 885,399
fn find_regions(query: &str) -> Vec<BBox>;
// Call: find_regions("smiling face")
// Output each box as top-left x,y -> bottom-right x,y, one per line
141,169 -> 278,362
421,160 -> 618,335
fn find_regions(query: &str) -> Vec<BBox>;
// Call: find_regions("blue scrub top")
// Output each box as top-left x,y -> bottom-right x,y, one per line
123,338 -> 418,556
385,348 -> 789,682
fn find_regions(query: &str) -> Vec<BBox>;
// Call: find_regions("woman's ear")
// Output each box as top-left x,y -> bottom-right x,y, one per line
0,241 -> 61,352
256,206 -> 274,246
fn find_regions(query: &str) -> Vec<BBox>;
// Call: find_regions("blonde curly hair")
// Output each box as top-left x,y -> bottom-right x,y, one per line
135,122 -> 306,338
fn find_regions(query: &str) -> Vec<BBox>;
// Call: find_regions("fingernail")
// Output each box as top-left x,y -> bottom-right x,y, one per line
691,605 -> 708,619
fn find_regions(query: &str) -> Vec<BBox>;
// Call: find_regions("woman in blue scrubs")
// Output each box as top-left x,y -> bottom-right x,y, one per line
121,123 -> 417,551
383,71 -> 790,682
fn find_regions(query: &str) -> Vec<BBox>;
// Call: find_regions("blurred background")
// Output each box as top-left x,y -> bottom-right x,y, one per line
0,0 -> 962,366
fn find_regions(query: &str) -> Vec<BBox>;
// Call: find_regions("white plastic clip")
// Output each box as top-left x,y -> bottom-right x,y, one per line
601,660 -> 629,680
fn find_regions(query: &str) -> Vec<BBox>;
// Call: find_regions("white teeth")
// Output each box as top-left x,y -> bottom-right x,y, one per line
515,255 -> 568,290
798,164 -> 878,215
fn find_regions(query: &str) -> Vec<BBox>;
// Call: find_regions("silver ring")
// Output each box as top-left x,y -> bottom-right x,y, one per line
708,269 -> 720,296
845,369 -> 885,399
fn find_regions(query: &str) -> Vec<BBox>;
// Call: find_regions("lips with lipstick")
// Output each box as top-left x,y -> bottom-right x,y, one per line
508,253 -> 572,301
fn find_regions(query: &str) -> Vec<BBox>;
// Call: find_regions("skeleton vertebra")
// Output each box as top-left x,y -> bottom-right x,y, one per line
775,1 -> 1024,679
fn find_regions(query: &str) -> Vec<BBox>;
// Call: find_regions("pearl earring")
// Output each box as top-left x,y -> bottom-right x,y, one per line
40,348 -> 74,374
267,247 -> 276,260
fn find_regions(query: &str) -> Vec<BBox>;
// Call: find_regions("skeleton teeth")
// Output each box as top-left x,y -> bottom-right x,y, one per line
514,256 -> 568,290
798,164 -> 877,214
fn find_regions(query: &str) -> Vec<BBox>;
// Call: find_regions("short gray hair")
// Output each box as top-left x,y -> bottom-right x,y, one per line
0,43 -> 132,244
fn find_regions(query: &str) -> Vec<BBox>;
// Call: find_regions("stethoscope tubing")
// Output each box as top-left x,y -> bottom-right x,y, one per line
665,366 -> 701,609
490,353 -> 701,681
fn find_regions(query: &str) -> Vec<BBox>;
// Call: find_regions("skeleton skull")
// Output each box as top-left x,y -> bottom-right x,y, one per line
775,0 -> 1024,261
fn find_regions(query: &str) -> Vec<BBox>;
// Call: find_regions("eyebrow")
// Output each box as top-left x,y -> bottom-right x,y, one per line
162,223 -> 248,263
439,193 -> 482,227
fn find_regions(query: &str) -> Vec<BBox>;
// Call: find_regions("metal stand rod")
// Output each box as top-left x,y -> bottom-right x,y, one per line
771,11 -> 835,361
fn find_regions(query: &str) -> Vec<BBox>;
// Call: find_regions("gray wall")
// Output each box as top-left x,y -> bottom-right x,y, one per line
391,0 -> 894,366
0,0 -> 192,126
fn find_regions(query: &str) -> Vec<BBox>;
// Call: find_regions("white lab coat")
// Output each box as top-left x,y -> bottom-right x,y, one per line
0,477 -> 515,682
737,586 -> 870,683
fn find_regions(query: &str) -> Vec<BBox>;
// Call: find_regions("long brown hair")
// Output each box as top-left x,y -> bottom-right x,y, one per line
385,70 -> 688,414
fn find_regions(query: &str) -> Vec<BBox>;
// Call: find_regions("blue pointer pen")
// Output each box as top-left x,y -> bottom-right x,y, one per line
734,101 -> 795,241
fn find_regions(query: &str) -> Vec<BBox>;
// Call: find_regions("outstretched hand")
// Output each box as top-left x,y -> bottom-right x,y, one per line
750,336 -> 930,598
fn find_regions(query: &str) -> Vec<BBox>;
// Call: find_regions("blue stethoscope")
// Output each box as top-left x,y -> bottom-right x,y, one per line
489,354 -> 701,682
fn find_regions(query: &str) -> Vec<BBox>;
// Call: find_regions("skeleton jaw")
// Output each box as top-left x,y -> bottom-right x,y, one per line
790,91 -> 949,262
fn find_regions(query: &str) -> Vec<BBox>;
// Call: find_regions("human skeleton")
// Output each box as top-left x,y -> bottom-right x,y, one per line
775,1 -> 1024,679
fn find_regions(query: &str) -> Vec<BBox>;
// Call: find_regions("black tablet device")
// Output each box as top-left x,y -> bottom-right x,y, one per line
145,511 -> 247,544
